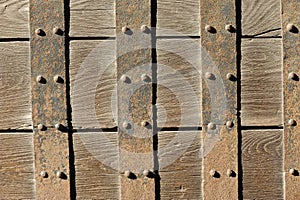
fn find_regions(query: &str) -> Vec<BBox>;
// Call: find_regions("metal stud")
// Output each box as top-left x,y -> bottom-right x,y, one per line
226,73 -> 235,81
141,25 -> 149,33
120,75 -> 129,83
288,72 -> 296,80
54,75 -> 64,83
208,122 -> 216,130
53,27 -> 63,35
55,123 -> 62,130
38,124 -> 45,131
288,119 -> 296,126
226,121 -> 234,128
227,169 -> 235,177
225,24 -> 235,32
122,121 -> 130,129
35,28 -> 44,36
210,169 -> 218,178
205,25 -> 214,33
141,74 -> 150,82
122,26 -> 129,33
40,171 -> 48,178
141,120 -> 148,127
143,169 -> 151,176
124,170 -> 132,178
36,75 -> 44,83
289,168 -> 297,176
287,24 -> 295,32
205,72 -> 214,80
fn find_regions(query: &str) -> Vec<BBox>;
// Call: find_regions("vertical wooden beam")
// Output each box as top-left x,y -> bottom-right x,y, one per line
282,0 -> 300,199
116,0 -> 155,199
30,0 -> 70,199
200,0 -> 238,199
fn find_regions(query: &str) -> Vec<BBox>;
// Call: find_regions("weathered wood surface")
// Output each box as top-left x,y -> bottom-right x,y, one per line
73,132 -> 119,199
0,42 -> 31,130
157,39 -> 201,128
242,0 -> 282,37
70,0 -> 115,37
0,0 -> 29,38
241,38 -> 282,126
282,1 -> 300,199
158,131 -> 202,199
0,133 -> 35,199
242,130 -> 283,199
70,40 -> 117,129
157,0 -> 200,36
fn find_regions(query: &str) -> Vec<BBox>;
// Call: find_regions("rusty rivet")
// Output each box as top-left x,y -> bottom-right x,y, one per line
288,72 -> 297,80
141,74 -> 151,82
40,171 -> 48,178
210,169 -> 219,178
225,24 -> 235,32
141,25 -> 150,33
208,122 -> 216,130
205,72 -> 214,80
227,169 -> 235,177
287,24 -> 296,32
288,119 -> 296,126
141,120 -> 149,127
54,75 -> 64,83
122,26 -> 129,33
226,73 -> 236,81
35,28 -> 45,36
124,170 -> 132,178
38,124 -> 45,131
226,121 -> 234,128
205,25 -> 215,33
122,121 -> 131,129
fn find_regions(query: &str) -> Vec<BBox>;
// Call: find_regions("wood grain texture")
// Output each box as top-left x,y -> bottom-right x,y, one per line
241,38 -> 283,126
157,39 -> 201,128
158,131 -> 202,199
157,0 -> 200,36
70,40 -> 117,129
73,133 -> 119,199
0,0 -> 29,38
0,133 -> 35,199
70,0 -> 115,37
242,0 -> 282,37
242,130 -> 283,200
0,42 -> 31,130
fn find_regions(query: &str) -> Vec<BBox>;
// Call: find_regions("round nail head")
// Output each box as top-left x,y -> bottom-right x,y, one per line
35,28 -> 43,36
287,24 -> 295,32
226,121 -> 234,128
289,168 -> 297,175
122,26 -> 128,33
227,169 -> 234,177
53,27 -> 61,35
56,171 -> 62,178
143,169 -> 150,176
141,121 -> 148,127
36,75 -> 43,83
141,25 -> 148,33
54,75 -> 63,83
226,73 -> 235,81
122,121 -> 130,129
288,119 -> 296,126
225,24 -> 234,32
208,122 -> 216,130
210,169 -> 217,177
40,171 -> 47,178
205,72 -> 213,80
38,124 -> 44,130
55,123 -> 62,130
205,25 -> 213,33
120,75 -> 128,83
141,74 -> 150,82
288,72 -> 296,80
124,170 -> 132,178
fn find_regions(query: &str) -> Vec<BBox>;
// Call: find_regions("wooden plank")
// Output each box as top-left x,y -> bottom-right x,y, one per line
241,38 -> 283,126
282,1 -> 300,199
200,0 -> 238,199
242,130 -> 283,199
73,132 -> 119,199
0,42 -> 31,130
157,0 -> 200,36
0,0 -> 29,38
70,40 -> 117,129
116,0 -> 155,198
242,0 -> 281,37
157,39 -> 201,128
158,131 -> 202,199
70,0 -> 115,37
0,133 -> 35,199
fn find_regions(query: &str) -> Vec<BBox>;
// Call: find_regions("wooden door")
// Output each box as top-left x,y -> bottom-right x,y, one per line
0,0 -> 299,199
